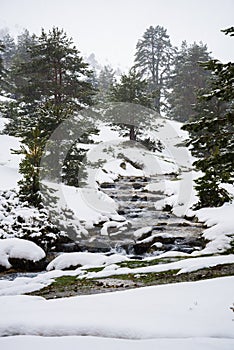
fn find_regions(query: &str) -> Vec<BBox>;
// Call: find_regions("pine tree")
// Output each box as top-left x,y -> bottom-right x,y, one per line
182,28 -> 234,208
8,30 -> 38,99
109,68 -> 153,140
0,41 -> 5,93
134,25 -> 175,112
96,65 -> 116,103
2,27 -> 96,206
15,127 -> 46,207
167,41 -> 212,122
0,33 -> 16,70
13,27 -> 94,109
15,29 -> 38,63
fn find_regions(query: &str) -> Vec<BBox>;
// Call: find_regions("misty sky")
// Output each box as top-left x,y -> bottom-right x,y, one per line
1,0 -> 233,70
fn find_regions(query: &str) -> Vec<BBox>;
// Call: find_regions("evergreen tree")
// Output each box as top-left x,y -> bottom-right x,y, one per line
9,30 -> 38,98
0,41 -> 5,93
12,27 -> 94,109
96,65 -> 116,103
168,41 -> 212,122
134,25 -> 175,112
0,40 -> 11,96
2,27 -> 96,206
0,33 -> 16,70
109,68 -> 153,140
15,29 -> 37,63
15,127 -> 47,207
182,28 -> 234,208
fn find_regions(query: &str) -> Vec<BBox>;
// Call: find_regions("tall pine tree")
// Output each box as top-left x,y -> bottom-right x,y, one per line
182,28 -> 234,208
0,33 -> 16,70
0,41 -> 5,93
134,25 -> 175,112
2,27 -> 95,206
167,41 -> 212,122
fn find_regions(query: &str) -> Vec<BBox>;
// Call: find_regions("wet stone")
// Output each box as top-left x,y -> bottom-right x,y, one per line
80,175 -> 206,256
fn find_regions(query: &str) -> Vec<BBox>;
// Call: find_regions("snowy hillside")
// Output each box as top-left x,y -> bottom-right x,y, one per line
0,61 -> 233,350
0,112 -> 233,255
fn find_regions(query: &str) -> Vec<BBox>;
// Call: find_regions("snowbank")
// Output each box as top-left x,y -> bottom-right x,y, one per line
154,171 -> 199,217
85,124 -> 183,188
84,254 -> 234,279
48,182 -> 119,227
0,118 -> 22,190
193,202 -> 234,255
47,252 -> 129,271
1,335 -> 233,350
0,238 -> 45,269
0,276 -> 233,341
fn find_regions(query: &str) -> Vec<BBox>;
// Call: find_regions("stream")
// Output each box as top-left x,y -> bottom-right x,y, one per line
0,175 -> 206,282
78,175 -> 206,255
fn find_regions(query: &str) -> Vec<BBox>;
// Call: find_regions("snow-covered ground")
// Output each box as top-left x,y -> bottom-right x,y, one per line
0,277 -> 233,349
81,254 -> 234,279
0,251 -> 233,296
0,117 -> 22,190
0,106 -> 234,349
1,335 -> 234,350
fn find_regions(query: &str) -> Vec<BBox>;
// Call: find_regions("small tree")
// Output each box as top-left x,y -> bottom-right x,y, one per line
109,68 -> 152,140
182,28 -> 234,208
16,127 -> 46,207
96,65 -> 116,103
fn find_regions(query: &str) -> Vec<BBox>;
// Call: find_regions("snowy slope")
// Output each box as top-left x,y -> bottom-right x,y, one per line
1,335 -> 233,350
0,112 -> 233,254
0,277 -> 233,342
0,117 -> 22,190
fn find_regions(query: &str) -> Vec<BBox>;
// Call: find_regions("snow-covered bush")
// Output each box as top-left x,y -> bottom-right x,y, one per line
0,189 -> 83,251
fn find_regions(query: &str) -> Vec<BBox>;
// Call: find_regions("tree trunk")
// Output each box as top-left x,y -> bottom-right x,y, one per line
129,126 -> 136,141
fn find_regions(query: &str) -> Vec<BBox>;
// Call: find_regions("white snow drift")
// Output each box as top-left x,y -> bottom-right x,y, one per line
47,252 -> 129,271
0,277 -> 233,342
0,238 -> 45,269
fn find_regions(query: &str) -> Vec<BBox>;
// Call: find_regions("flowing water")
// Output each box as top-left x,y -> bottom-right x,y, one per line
0,175 -> 206,282
78,175 -> 206,255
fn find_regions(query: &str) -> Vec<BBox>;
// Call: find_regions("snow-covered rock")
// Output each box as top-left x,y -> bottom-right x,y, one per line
133,226 -> 153,240
0,238 -> 46,269
47,252 -> 129,271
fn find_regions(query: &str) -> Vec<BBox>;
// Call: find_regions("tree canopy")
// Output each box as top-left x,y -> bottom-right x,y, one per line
134,25 -> 175,112
182,28 -> 234,208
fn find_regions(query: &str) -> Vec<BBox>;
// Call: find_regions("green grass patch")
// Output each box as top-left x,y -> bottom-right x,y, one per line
53,275 -> 78,286
85,266 -> 105,273
117,257 -> 189,269
99,269 -> 180,284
